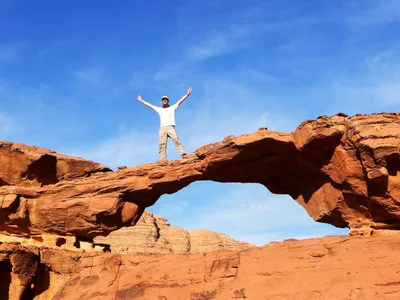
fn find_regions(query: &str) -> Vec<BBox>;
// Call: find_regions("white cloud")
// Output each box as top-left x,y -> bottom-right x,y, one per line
178,76 -> 297,148
185,26 -> 253,62
328,48 -> 400,108
0,78 -> 50,106
0,42 -> 26,63
0,113 -> 22,138
151,183 -> 348,246
331,80 -> 400,108
74,67 -> 105,84
150,2 -> 273,82
347,0 -> 400,25
153,62 -> 187,82
38,39 -> 70,59
68,128 -> 159,169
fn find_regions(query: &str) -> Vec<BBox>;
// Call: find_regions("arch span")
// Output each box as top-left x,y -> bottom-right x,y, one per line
1,113 -> 399,239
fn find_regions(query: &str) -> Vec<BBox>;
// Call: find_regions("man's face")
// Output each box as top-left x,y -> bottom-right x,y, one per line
161,98 -> 169,107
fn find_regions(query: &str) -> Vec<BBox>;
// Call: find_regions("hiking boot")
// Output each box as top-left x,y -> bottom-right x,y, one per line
181,153 -> 188,159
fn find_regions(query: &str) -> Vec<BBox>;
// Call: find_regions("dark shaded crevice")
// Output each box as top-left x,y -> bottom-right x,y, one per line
319,207 -> 348,228
371,220 -> 400,230
56,238 -> 66,247
353,144 -> 388,198
0,178 -> 10,187
197,137 -> 297,179
310,180 -> 349,228
368,197 -> 400,223
33,264 -> 51,298
63,167 -> 113,181
22,155 -> 58,185
21,263 -> 51,300
92,243 -> 111,252
297,172 -> 331,204
342,193 -> 371,219
299,133 -> 343,168
199,142 -> 300,196
0,261 -> 12,300
94,195 -> 146,237
96,206 -> 125,233
73,238 -> 80,248
386,153 -> 400,176
2,194 -> 32,235
367,177 -> 388,198
3,194 -> 21,215
153,217 -> 161,241
118,193 -> 146,224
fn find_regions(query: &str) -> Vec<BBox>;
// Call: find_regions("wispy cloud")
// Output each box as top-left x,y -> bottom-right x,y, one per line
184,25 -> 254,62
0,77 -> 98,147
327,48 -> 400,109
0,112 -> 22,139
37,39 -> 70,59
151,2 -> 272,82
74,67 -> 105,85
331,80 -> 400,108
68,128 -> 158,169
347,0 -> 400,25
151,183 -> 347,246
0,78 -> 50,110
178,77 -> 297,150
0,42 -> 26,63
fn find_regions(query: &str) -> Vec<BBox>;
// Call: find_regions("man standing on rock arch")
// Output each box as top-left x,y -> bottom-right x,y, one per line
137,87 -> 192,161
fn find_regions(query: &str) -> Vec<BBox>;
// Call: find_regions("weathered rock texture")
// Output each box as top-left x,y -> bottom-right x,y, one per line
2,235 -> 400,299
1,113 -> 400,242
94,210 -> 253,253
0,141 -> 110,186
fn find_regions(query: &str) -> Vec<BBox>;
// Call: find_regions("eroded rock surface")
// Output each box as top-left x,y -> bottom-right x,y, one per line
94,210 -> 253,253
0,141 -> 110,186
0,113 -> 399,241
2,236 -> 400,299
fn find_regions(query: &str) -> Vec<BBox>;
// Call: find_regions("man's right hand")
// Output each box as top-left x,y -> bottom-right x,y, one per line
137,95 -> 143,102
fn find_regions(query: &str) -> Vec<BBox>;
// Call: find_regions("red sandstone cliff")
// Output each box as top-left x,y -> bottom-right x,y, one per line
1,236 -> 400,299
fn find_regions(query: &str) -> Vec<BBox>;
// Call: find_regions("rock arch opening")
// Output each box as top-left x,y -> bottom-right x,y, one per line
148,182 -> 348,246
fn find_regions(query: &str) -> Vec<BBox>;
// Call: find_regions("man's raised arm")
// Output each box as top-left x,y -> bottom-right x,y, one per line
137,95 -> 157,110
175,87 -> 192,107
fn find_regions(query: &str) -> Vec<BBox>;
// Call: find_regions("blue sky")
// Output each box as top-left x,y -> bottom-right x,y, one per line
1,0 -> 399,245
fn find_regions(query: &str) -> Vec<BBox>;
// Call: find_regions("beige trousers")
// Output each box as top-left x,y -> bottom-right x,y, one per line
158,126 -> 186,160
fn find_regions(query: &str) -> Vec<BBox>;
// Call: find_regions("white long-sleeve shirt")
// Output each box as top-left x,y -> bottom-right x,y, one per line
148,103 -> 179,127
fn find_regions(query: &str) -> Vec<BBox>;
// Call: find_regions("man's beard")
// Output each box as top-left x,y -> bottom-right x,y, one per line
163,104 -> 170,108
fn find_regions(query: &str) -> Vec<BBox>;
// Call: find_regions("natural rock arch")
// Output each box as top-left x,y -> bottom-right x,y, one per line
0,113 -> 399,242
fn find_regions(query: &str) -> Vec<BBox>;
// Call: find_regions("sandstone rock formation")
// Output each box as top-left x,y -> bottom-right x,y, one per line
94,210 -> 253,254
1,112 -> 400,299
2,235 -> 400,299
1,113 -> 400,246
0,141 -> 110,187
